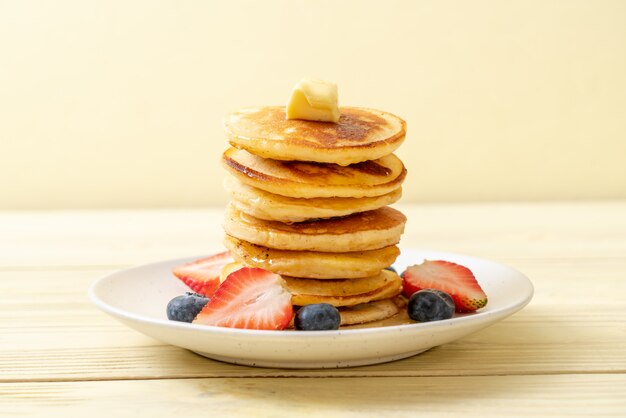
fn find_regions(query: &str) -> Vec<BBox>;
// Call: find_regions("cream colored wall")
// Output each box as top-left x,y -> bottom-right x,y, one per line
1,0 -> 625,209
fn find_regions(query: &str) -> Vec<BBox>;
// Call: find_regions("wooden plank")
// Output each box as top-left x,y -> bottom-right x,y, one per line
2,308 -> 624,382
2,264 -> 625,381
0,209 -> 226,268
1,201 -> 625,267
2,375 -> 625,418
500,258 -> 626,305
4,258 -> 626,308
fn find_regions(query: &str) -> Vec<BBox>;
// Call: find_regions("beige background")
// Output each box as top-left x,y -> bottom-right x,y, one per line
1,0 -> 625,209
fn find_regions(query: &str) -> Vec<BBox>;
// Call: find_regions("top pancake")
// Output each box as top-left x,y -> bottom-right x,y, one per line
224,106 -> 406,166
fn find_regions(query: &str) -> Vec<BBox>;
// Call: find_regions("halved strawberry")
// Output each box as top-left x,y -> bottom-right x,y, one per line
172,251 -> 233,297
193,267 -> 293,330
402,260 -> 487,312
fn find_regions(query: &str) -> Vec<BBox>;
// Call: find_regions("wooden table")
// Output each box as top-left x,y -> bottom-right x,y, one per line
2,201 -> 625,417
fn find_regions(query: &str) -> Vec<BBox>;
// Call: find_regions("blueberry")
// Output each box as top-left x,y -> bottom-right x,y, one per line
408,289 -> 455,322
384,266 -> 397,273
295,303 -> 341,331
166,292 -> 209,323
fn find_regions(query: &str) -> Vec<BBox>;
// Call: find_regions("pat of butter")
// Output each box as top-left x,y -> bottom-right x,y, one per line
286,78 -> 340,122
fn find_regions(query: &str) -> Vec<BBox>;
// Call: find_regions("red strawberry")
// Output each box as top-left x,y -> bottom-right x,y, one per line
193,267 -> 293,330
402,260 -> 488,312
172,251 -> 233,297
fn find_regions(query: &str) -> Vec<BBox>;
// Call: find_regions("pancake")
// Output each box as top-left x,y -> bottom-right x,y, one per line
224,106 -> 406,166
338,298 -> 403,326
224,235 -> 399,279
222,147 -> 406,199
220,261 -> 394,297
220,261 -> 402,326
224,204 -> 407,252
224,175 -> 402,223
290,272 -> 402,307
284,270 -> 397,297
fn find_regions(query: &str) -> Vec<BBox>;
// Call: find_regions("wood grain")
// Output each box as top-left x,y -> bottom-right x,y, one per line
2,203 -> 625,417
2,375 -> 625,418
1,201 -> 625,268
2,308 -> 624,382
2,260 -> 625,381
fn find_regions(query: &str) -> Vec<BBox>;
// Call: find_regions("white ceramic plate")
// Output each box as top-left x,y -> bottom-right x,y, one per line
89,249 -> 533,368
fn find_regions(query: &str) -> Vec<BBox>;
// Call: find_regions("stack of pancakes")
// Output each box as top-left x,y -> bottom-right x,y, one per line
221,106 -> 408,326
